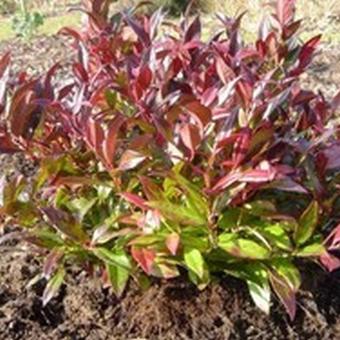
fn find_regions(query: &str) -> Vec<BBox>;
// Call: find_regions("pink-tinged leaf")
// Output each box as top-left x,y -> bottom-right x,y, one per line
185,101 -> 212,126
218,75 -> 241,106
269,271 -> 296,321
323,144 -> 340,170
118,150 -> 147,171
212,172 -> 243,192
320,251 -> 340,272
291,35 -> 322,74
103,115 -> 125,167
185,16 -> 201,42
282,19 -> 302,39
43,250 -> 64,279
0,52 -> 10,78
331,90 -> 340,112
124,15 -> 150,46
240,168 -> 276,183
42,268 -> 65,307
131,247 -> 155,274
120,192 -> 148,210
41,207 -> 88,243
324,224 -> 340,247
139,176 -> 162,201
232,129 -> 251,167
180,123 -> 201,161
166,233 -> 180,255
85,117 -> 105,156
216,57 -> 234,85
277,0 -> 296,26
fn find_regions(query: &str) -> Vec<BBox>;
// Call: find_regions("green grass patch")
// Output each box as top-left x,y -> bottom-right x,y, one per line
0,13 -> 81,42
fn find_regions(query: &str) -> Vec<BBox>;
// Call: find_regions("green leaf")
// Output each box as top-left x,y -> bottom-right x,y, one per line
295,201 -> 318,245
148,200 -> 205,226
270,258 -> 301,291
42,268 -> 65,307
247,272 -> 270,314
107,263 -> 130,298
218,233 -> 271,259
296,243 -> 326,257
218,208 -> 241,230
70,197 -> 97,221
93,247 -> 131,270
226,263 -> 270,314
172,172 -> 208,219
262,224 -> 292,250
184,248 -> 205,279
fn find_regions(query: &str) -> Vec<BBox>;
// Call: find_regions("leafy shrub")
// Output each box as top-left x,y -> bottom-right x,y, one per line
0,0 -> 340,319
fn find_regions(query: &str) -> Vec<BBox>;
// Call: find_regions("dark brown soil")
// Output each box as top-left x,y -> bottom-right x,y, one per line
0,34 -> 340,340
0,248 -> 339,340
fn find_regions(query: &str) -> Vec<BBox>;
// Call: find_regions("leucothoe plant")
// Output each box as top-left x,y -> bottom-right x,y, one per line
0,0 -> 339,320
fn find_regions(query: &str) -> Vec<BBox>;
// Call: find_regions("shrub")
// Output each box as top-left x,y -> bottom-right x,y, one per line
0,0 -> 339,319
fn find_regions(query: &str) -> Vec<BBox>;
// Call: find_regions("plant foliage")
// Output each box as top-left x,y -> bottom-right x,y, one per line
0,0 -> 340,319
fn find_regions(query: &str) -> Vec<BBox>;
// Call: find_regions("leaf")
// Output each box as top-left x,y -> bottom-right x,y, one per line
185,15 -> 201,42
277,0 -> 296,26
43,249 -> 64,279
180,123 -> 201,160
270,258 -> 301,291
269,270 -> 296,321
118,150 -> 147,171
151,263 -> 180,279
226,263 -> 270,314
262,224 -> 292,250
41,207 -> 88,243
247,271 -> 271,314
295,201 -> 318,245
93,247 -> 131,270
103,115 -> 125,167
121,192 -> 148,210
296,243 -> 325,257
320,251 -> 340,272
42,268 -> 65,307
218,234 -> 271,260
131,247 -> 156,274
166,233 -> 180,255
148,200 -> 205,226
184,248 -> 205,279
107,263 -> 130,297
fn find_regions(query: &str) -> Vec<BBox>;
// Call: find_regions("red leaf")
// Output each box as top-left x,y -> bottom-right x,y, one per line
120,192 -> 148,210
85,117 -> 105,157
185,16 -> 201,42
137,64 -> 153,89
180,123 -> 201,160
297,35 -> 322,71
103,115 -> 125,167
131,247 -> 155,274
185,101 -> 212,126
166,233 -> 180,255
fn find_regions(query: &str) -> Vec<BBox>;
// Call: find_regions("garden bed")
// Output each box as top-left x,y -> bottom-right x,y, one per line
1,6 -> 340,340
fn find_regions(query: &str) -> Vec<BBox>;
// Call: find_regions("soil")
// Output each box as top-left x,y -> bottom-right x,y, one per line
0,33 -> 340,340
